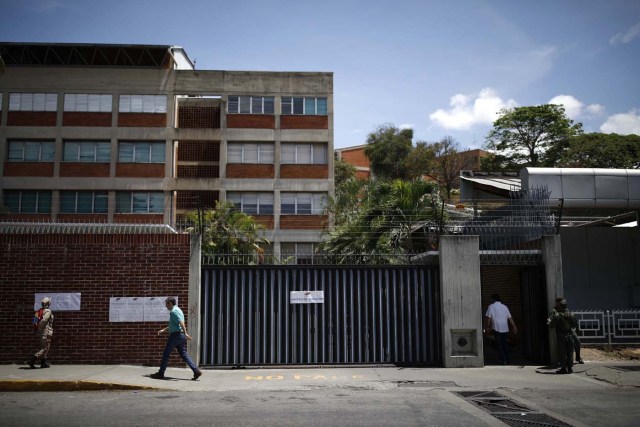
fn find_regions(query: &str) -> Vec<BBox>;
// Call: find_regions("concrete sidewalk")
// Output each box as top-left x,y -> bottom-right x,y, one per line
1,361 -> 639,392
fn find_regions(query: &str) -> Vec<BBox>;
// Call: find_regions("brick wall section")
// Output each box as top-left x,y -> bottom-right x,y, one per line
280,215 -> 328,230
114,214 -> 164,224
60,163 -> 110,177
281,165 -> 328,179
117,113 -> 166,127
63,112 -> 112,127
116,163 -> 165,178
280,115 -> 328,129
57,214 -> 109,222
226,114 -> 275,129
3,162 -> 55,177
7,112 -> 57,126
0,233 -> 192,366
226,163 -> 275,178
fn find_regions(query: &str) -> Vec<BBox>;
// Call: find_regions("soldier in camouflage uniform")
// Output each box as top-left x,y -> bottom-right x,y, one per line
548,298 -> 576,374
27,297 -> 54,368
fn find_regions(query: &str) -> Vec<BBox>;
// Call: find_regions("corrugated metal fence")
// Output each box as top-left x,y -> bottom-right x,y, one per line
201,266 -> 441,366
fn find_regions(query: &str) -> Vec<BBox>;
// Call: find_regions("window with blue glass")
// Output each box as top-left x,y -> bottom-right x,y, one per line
116,192 -> 164,213
280,193 -> 326,215
4,190 -> 52,213
281,97 -> 327,115
7,141 -> 55,162
227,96 -> 274,114
63,141 -> 111,162
118,142 -> 165,163
60,191 -> 108,213
227,192 -> 274,215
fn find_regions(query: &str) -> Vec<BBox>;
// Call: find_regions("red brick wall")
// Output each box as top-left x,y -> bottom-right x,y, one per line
252,215 -> 274,230
280,215 -> 328,229
57,214 -> 109,222
3,162 -> 55,177
226,114 -> 275,129
118,113 -> 166,127
60,163 -> 110,177
7,112 -> 57,126
0,233 -> 192,366
281,165 -> 328,179
63,112 -> 112,127
114,214 -> 164,224
226,163 -> 274,178
280,115 -> 328,129
116,163 -> 165,178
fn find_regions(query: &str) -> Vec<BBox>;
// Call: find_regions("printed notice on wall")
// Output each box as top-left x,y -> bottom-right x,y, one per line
34,293 -> 81,311
109,296 -> 177,322
290,291 -> 324,304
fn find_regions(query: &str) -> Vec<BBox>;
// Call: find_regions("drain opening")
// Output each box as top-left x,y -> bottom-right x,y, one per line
456,391 -> 573,427
609,365 -> 640,372
396,380 -> 457,387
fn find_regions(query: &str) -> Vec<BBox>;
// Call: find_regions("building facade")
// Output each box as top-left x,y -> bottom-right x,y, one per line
0,43 -> 334,259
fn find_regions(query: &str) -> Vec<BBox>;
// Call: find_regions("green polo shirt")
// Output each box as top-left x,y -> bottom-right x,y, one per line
168,305 -> 185,333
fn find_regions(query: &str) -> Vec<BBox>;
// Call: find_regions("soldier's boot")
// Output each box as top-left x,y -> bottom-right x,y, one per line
40,359 -> 51,368
556,368 -> 568,374
567,367 -> 573,374
27,355 -> 37,369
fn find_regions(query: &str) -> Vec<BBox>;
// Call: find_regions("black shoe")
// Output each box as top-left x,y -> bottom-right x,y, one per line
576,359 -> 584,364
27,356 -> 37,369
40,359 -> 50,369
568,368 -> 573,374
556,368 -> 568,374
192,370 -> 202,381
150,372 -> 165,379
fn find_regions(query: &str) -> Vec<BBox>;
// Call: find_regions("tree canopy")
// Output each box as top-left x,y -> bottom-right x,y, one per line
552,133 -> 640,169
364,124 -> 416,180
485,104 -> 582,167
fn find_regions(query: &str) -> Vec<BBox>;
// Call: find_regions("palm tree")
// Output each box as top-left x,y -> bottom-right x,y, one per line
318,179 -> 441,264
185,200 -> 269,265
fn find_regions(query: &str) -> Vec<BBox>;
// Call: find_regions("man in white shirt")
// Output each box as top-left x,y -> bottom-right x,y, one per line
484,294 -> 518,365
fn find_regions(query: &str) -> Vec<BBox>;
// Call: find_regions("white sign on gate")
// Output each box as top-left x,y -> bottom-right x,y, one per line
290,290 -> 324,304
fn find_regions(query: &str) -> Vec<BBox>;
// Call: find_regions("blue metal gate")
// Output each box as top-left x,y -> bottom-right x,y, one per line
200,266 -> 441,366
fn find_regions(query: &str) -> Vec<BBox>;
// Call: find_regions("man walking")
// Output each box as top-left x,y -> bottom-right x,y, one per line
151,297 -> 202,380
548,298 -> 577,374
28,297 -> 54,368
484,294 -> 518,365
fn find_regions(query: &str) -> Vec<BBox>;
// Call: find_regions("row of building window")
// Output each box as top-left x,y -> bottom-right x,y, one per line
3,191 -> 327,215
6,93 -> 168,113
7,141 -> 165,163
5,141 -> 327,165
3,191 -> 163,214
3,93 -> 328,115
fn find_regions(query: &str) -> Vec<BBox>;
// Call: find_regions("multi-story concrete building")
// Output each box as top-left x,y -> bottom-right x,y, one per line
0,42 -> 334,260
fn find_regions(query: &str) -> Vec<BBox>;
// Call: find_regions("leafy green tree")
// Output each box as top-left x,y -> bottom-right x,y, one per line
185,200 -> 269,264
318,179 -> 440,264
428,136 -> 475,201
334,157 -> 357,186
405,141 -> 436,179
485,104 -> 582,167
364,124 -> 414,180
554,133 -> 640,169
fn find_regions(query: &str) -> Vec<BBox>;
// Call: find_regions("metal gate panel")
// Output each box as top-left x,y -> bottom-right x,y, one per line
201,265 -> 441,366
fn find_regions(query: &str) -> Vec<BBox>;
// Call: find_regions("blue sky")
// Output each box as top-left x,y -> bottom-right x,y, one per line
1,0 -> 639,149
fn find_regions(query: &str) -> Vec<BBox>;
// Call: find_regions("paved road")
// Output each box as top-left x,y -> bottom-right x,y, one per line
1,362 -> 640,426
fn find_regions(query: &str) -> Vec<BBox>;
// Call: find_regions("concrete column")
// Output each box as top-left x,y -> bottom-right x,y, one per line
542,234 -> 564,364
187,233 -> 202,365
439,235 -> 484,368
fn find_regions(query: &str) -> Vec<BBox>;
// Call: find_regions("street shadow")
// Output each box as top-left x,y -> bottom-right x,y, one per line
144,374 -> 192,381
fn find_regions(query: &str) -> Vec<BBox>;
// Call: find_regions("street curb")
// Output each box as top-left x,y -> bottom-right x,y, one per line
0,380 -> 164,392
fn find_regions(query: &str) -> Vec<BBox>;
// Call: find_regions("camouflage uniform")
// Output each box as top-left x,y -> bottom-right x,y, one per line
28,299 -> 54,368
548,307 -> 576,373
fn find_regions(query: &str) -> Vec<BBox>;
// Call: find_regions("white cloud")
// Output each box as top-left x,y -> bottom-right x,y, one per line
600,110 -> 640,134
399,123 -> 414,130
429,88 -> 517,130
610,22 -> 640,45
548,95 -> 605,120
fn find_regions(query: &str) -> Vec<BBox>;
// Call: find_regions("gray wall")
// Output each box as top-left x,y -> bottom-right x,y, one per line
560,228 -> 640,309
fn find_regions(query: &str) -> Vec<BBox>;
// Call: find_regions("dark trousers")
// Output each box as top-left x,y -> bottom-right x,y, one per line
493,331 -> 510,364
556,333 -> 574,370
571,330 -> 581,360
159,332 -> 198,375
